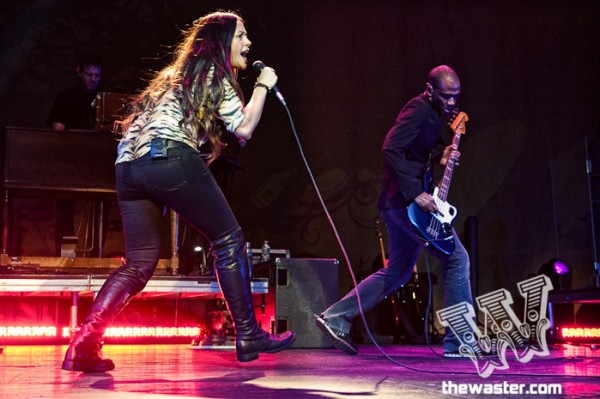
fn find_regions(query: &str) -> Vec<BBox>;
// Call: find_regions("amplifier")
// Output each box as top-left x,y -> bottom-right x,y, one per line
94,92 -> 133,132
253,258 -> 339,348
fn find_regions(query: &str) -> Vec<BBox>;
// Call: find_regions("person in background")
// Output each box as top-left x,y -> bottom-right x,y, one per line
47,49 -> 103,131
61,11 -> 295,373
47,49 -> 107,257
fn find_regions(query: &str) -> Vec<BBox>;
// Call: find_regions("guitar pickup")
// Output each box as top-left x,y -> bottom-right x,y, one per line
443,223 -> 452,235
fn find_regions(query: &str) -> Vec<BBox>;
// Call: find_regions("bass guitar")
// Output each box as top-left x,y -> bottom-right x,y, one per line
407,111 -> 469,255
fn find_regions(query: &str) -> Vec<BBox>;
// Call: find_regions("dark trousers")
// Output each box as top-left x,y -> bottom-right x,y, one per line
115,143 -> 241,292
322,207 -> 473,352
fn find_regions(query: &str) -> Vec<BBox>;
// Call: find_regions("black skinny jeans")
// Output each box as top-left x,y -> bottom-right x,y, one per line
115,142 -> 242,292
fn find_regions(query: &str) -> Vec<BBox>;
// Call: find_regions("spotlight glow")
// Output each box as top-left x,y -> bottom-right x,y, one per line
553,261 -> 570,275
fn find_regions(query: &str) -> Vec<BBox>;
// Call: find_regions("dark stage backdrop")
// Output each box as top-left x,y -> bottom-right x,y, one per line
1,1 -> 599,319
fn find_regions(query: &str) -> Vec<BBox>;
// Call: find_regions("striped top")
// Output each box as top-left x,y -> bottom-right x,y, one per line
115,68 -> 245,164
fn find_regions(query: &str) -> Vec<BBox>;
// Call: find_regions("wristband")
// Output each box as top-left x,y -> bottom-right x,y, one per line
254,82 -> 271,92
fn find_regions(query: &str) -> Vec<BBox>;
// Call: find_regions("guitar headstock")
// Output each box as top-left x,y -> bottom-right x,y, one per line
375,217 -> 383,239
449,111 -> 469,135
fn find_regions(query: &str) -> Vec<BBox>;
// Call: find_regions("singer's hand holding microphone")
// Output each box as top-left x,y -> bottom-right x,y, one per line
253,60 -> 286,106
254,64 -> 277,91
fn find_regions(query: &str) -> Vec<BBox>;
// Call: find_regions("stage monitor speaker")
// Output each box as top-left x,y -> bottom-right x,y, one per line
253,258 -> 339,348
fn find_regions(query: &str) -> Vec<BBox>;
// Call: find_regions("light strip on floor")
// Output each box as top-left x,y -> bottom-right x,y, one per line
61,326 -> 203,338
560,327 -> 600,342
0,326 -> 57,337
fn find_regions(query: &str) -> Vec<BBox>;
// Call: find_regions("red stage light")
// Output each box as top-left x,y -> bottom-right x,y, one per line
62,326 -> 202,338
0,326 -> 57,337
103,326 -> 202,338
559,326 -> 600,343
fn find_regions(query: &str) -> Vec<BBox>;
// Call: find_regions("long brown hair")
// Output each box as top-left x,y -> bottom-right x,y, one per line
119,11 -> 244,160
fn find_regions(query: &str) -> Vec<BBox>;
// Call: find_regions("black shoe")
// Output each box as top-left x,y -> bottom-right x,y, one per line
236,330 -> 296,362
314,314 -> 358,355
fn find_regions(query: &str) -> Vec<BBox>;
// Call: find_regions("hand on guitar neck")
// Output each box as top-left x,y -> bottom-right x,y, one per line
440,144 -> 460,167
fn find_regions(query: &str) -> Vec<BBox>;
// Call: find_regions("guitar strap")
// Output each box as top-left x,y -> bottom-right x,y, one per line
423,154 -> 434,193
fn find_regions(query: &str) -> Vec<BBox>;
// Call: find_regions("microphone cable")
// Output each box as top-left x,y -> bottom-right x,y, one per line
274,91 -> 439,373
269,87 -> 597,380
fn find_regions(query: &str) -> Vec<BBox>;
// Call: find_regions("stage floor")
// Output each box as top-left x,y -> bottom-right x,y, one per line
0,343 -> 598,398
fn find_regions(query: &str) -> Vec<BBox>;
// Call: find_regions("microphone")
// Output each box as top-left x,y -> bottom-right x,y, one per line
252,60 -> 286,106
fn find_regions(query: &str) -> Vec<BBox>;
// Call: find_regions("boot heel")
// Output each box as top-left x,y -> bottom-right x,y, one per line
237,352 -> 259,362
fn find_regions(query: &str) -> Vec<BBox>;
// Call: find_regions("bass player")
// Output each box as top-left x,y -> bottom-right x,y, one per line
314,65 -> 474,359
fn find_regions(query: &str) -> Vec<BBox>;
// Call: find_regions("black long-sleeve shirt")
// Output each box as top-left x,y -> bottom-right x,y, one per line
377,94 -> 447,210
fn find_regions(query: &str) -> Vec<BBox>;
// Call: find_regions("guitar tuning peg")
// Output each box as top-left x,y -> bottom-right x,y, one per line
446,108 -> 461,126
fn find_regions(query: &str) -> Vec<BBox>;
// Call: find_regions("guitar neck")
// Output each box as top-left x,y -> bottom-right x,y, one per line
437,112 -> 468,201
375,217 -> 388,269
378,238 -> 387,268
437,133 -> 461,201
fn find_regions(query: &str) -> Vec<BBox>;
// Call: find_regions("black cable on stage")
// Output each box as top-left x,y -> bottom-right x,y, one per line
271,82 -> 599,379
272,92 -> 450,373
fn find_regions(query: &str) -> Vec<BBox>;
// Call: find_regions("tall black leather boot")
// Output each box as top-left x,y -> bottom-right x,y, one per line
62,268 -> 138,372
212,229 -> 295,362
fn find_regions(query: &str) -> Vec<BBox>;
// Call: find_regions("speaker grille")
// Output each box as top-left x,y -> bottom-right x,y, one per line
253,258 -> 339,348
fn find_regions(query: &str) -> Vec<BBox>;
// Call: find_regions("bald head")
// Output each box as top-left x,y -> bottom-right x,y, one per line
427,65 -> 460,90
424,65 -> 461,115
